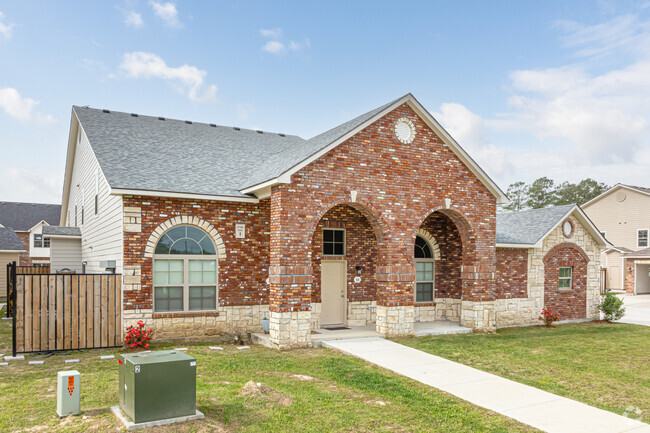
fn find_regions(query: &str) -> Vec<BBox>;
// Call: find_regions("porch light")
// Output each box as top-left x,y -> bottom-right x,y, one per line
356,265 -> 362,275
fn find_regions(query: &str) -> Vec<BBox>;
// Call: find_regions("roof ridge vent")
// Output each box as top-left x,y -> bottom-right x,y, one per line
185,120 -> 192,124
102,109 -> 110,113
279,133 -> 285,137
158,117 -> 165,121
131,113 -> 138,117
209,123 -> 217,127
256,130 -> 263,134
233,127 -> 240,131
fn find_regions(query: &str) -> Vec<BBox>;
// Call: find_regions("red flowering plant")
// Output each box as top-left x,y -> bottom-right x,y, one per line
124,320 -> 154,350
539,307 -> 560,326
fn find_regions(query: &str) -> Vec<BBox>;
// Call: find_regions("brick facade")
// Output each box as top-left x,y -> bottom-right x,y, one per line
495,248 -> 528,299
543,243 -> 588,320
420,212 -> 462,299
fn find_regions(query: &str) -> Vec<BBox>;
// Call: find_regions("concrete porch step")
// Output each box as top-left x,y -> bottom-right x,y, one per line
414,321 -> 473,336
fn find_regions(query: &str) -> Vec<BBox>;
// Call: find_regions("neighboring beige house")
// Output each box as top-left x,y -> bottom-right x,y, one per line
582,184 -> 650,294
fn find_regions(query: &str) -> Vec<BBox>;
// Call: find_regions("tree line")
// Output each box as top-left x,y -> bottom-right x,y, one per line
502,177 -> 609,211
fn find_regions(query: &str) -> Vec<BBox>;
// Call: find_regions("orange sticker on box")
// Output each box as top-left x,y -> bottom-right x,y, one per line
67,376 -> 75,396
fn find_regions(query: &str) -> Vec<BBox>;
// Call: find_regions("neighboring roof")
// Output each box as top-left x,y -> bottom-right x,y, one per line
605,246 -> 635,254
73,106 -> 305,199
0,227 -> 26,251
497,204 -> 575,245
582,183 -> 650,208
71,94 -> 508,204
42,226 -> 81,237
623,247 -> 650,258
0,202 -> 61,231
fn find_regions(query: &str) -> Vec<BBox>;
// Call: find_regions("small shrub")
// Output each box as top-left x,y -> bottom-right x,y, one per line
539,306 -> 559,326
124,320 -> 154,350
597,293 -> 625,322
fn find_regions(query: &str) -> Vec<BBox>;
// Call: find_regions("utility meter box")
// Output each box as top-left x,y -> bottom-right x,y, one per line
118,350 -> 197,424
57,370 -> 80,417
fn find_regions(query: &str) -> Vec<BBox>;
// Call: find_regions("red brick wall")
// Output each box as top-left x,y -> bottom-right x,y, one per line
122,196 -> 270,310
496,248 -> 528,299
420,213 -> 462,299
311,204 -> 378,303
625,258 -> 635,294
269,103 -> 497,311
543,243 -> 588,320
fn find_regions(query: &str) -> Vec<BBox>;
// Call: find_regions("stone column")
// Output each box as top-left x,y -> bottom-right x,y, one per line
268,265 -> 312,349
375,265 -> 415,336
460,264 -> 497,331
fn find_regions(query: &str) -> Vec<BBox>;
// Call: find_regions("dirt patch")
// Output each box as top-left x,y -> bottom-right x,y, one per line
238,381 -> 293,407
290,374 -> 315,382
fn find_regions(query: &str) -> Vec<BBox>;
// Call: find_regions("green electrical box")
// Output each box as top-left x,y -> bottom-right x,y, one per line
118,350 -> 197,424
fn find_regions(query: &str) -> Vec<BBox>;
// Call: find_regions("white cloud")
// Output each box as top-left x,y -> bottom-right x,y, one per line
236,103 -> 256,121
120,52 -> 217,102
149,1 -> 181,28
434,103 -> 513,178
0,167 -> 63,204
260,27 -> 309,55
0,11 -> 15,39
0,88 -> 54,124
125,11 -> 144,28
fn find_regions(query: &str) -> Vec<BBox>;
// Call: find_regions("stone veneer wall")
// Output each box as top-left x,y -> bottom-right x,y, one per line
502,215 -> 601,327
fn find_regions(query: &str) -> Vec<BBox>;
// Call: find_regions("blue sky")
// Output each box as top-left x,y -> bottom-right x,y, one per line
1,1 -> 649,203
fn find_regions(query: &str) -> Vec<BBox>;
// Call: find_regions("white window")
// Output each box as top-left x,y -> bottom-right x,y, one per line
153,225 -> 218,312
638,229 -> 649,248
323,229 -> 345,256
34,234 -> 50,248
414,236 -> 435,302
559,267 -> 572,289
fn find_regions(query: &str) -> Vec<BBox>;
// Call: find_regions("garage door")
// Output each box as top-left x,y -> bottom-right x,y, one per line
0,252 -> 20,302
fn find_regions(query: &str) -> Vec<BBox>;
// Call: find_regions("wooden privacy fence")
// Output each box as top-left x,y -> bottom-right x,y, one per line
16,266 -> 50,274
12,271 -> 122,356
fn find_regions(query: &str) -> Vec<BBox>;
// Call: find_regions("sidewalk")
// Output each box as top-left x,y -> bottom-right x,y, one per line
323,337 -> 650,433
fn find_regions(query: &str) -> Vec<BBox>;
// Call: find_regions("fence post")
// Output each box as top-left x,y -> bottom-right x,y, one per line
10,261 -> 17,357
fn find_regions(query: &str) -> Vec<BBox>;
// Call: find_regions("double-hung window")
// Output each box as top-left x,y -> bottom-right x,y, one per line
638,229 -> 649,248
414,236 -> 435,302
153,225 -> 218,312
559,267 -> 572,290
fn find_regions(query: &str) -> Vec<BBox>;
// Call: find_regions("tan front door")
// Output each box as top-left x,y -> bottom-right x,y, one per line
321,261 -> 346,325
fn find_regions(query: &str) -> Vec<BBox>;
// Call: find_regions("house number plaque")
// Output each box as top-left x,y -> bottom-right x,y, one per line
235,223 -> 246,239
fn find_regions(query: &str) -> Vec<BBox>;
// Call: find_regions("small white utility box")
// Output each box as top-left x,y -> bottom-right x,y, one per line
57,370 -> 80,417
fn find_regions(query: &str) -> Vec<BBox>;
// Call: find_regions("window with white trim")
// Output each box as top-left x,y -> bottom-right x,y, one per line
638,229 -> 648,248
323,229 -> 345,256
559,267 -> 572,289
34,233 -> 50,248
153,225 -> 218,312
414,236 -> 435,302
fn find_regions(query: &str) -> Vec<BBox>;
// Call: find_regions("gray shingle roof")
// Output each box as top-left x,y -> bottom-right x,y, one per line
42,226 -> 81,236
74,106 -> 305,198
74,96 -> 407,197
0,227 -> 26,251
0,202 -> 61,231
496,204 -> 575,245
623,184 -> 650,194
624,247 -> 650,257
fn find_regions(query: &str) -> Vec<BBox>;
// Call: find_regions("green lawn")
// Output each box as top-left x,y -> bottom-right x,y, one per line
0,317 -> 536,432
395,322 -> 650,422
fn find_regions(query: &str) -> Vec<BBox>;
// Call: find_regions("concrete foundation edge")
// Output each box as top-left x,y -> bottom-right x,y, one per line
111,406 -> 204,431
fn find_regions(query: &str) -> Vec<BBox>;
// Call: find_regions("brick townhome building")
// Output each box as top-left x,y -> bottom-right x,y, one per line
59,94 -> 608,348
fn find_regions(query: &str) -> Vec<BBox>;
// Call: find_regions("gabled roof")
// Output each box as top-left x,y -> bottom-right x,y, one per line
69,94 -> 508,204
623,247 -> 650,258
0,202 -> 61,232
0,227 -> 26,251
42,226 -> 81,237
496,204 -> 609,248
582,183 -> 650,208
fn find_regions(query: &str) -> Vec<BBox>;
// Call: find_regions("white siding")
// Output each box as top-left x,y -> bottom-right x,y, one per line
50,238 -> 83,273
65,127 -> 123,273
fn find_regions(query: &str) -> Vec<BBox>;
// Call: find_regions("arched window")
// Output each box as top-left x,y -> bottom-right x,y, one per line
153,225 -> 217,312
414,235 -> 435,302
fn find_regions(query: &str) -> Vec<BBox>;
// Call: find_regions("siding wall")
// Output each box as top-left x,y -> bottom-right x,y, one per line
50,238 -> 83,273
65,126 -> 123,273
0,251 -> 20,300
583,188 -> 650,251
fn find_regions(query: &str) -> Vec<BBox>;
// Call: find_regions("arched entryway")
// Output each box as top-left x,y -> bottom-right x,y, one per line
311,203 -> 381,328
543,242 -> 589,320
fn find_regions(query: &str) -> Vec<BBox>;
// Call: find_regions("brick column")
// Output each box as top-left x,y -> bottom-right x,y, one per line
375,265 -> 415,336
268,265 -> 312,348
460,264 -> 496,331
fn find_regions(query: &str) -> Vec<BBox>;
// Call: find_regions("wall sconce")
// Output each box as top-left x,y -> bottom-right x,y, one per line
355,265 -> 362,275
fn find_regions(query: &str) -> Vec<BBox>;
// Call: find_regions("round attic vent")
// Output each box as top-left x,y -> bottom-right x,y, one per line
394,117 -> 416,144
616,191 -> 627,202
562,219 -> 574,238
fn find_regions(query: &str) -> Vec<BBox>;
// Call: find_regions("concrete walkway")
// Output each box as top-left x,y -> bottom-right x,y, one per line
323,337 -> 650,433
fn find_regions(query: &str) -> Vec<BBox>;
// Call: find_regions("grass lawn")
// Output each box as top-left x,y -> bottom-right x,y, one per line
395,322 -> 650,422
0,315 -> 537,432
